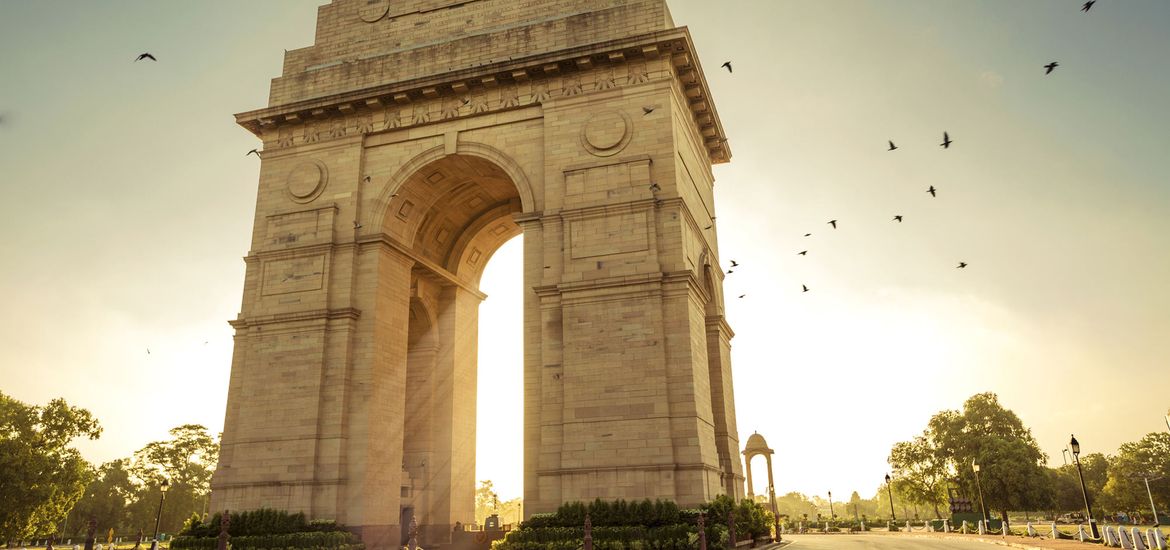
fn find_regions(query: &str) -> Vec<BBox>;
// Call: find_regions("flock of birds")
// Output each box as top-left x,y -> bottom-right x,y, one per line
706,0 -> 1099,296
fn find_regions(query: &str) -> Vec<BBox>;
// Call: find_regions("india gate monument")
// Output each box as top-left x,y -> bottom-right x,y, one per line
210,0 -> 743,547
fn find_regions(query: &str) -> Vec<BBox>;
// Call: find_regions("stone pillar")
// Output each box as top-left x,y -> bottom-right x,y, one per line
744,458 -> 755,499
424,285 -> 482,538
344,245 -> 417,548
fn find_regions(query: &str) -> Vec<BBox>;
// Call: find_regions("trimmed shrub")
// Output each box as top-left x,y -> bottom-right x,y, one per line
172,530 -> 362,550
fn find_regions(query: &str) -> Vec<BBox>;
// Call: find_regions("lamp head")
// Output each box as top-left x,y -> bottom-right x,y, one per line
161,479 -> 170,493
1070,434 -> 1080,456
885,474 -> 891,483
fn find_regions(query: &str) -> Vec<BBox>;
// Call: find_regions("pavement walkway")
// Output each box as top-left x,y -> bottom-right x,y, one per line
875,530 -> 1108,550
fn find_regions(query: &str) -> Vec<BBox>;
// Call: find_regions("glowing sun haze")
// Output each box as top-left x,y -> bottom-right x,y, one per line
1,0 -> 1167,505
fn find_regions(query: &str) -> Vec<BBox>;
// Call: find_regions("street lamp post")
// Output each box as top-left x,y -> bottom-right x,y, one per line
885,474 -> 896,523
828,491 -> 836,520
151,479 -> 170,550
1137,474 -> 1163,527
972,461 -> 989,525
1070,435 -> 1100,538
768,485 -> 780,542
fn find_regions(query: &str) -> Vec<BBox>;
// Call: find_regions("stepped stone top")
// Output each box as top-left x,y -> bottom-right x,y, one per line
270,0 -> 676,106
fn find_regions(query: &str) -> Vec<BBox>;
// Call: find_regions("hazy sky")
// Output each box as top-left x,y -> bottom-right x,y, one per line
2,1 -> 1168,506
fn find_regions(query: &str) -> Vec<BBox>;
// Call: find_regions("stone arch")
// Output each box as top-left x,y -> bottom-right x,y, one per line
370,140 -> 537,234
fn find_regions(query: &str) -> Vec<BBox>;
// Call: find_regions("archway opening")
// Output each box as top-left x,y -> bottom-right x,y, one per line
473,235 -> 523,527
380,151 -> 528,541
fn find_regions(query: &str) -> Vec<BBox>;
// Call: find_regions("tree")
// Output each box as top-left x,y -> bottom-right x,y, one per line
1049,453 -> 1110,514
893,393 -> 1053,521
888,435 -> 949,518
773,492 -> 818,521
126,425 -> 219,536
0,392 -> 101,542
1100,432 -> 1170,516
474,480 -> 500,526
66,460 -> 135,537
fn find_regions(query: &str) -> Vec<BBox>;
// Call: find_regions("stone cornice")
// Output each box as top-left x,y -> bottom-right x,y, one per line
236,28 -> 731,164
229,307 -> 361,330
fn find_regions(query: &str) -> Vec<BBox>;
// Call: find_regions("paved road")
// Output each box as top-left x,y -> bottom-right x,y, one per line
784,534 -> 1014,550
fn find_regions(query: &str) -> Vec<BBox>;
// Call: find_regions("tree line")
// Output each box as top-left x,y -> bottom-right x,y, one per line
1,392 -> 218,544
885,392 -> 1169,522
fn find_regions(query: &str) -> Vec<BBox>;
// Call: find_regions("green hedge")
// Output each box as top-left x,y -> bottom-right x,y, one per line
171,530 -> 362,550
180,509 -> 348,539
521,499 -> 686,528
494,497 -> 771,550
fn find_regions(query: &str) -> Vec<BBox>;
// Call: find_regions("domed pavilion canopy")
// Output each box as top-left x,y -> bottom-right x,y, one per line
743,431 -> 774,456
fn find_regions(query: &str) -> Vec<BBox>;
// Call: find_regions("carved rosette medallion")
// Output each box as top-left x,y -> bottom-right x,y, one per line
580,110 -> 632,157
359,0 -> 390,23
286,160 -> 328,203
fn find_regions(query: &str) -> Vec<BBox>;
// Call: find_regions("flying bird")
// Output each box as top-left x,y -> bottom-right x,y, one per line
802,285 -> 810,293
1082,1 -> 1095,12
721,61 -> 733,73
727,270 -> 734,275
828,220 -> 837,229
804,233 -> 812,237
893,215 -> 903,222
363,175 -> 372,183
888,140 -> 898,151
135,53 -> 156,62
927,186 -> 937,197
353,221 -> 363,229
649,182 -> 661,192
957,262 -> 968,269
738,294 -> 746,299
940,131 -> 952,149
704,225 -> 712,230
146,349 -> 151,355
246,149 -> 260,157
642,106 -> 655,115
797,251 -> 807,256
730,260 -> 739,267
1044,62 -> 1059,75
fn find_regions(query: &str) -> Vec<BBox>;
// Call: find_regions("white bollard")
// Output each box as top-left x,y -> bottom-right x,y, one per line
1079,523 -> 1089,542
1109,526 -> 1123,547
1026,522 -> 1036,537
944,519 -> 951,533
1133,528 -> 1147,550
906,521 -> 911,532
1150,528 -> 1168,550
1051,522 -> 1059,539
1121,527 -> 1135,550
978,520 -> 986,535
860,521 -> 865,531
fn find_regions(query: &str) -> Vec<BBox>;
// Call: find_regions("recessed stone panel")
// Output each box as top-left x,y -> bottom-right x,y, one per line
569,212 -> 649,259
261,255 -> 326,296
